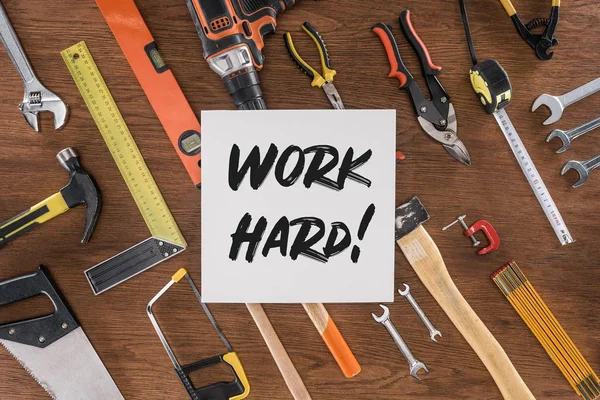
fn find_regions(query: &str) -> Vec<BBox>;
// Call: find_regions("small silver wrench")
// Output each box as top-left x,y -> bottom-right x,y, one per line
546,116 -> 600,153
561,154 -> 600,188
372,304 -> 428,380
0,1 -> 68,131
532,78 -> 600,126
398,284 -> 442,342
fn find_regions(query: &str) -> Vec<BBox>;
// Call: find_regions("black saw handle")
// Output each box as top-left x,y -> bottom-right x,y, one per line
399,10 -> 442,76
0,266 -> 78,348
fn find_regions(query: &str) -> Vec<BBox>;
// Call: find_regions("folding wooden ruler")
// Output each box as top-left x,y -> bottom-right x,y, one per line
61,41 -> 187,295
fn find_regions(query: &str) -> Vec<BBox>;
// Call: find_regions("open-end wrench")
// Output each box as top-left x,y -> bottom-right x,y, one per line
0,2 -> 68,131
561,155 -> 600,188
398,284 -> 442,342
532,77 -> 600,125
371,304 -> 428,380
547,116 -> 600,153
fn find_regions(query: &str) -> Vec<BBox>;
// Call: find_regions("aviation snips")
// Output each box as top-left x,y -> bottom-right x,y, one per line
373,10 -> 471,166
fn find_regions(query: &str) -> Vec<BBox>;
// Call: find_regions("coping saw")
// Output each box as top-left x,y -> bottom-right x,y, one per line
61,41 -> 187,295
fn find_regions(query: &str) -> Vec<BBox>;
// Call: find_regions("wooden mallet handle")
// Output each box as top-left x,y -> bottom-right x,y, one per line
302,303 -> 361,378
397,226 -> 535,400
246,303 -> 312,400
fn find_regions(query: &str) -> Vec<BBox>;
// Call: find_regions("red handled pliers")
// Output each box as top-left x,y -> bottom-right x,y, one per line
373,11 -> 471,166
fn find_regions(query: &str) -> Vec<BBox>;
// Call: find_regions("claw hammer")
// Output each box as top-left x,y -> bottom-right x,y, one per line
0,148 -> 101,247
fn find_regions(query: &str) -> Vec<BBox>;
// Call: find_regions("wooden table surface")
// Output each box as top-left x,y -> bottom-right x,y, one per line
0,0 -> 598,399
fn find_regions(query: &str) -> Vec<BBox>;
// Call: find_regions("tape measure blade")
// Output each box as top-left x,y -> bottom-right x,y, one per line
61,41 -> 186,247
494,110 -> 573,245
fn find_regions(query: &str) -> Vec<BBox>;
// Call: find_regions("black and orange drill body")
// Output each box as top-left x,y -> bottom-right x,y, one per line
187,0 -> 298,109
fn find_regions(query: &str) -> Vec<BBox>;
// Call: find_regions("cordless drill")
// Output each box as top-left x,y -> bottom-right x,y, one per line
187,0 -> 299,110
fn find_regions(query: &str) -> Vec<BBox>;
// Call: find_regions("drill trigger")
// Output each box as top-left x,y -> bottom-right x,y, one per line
464,220 -> 500,255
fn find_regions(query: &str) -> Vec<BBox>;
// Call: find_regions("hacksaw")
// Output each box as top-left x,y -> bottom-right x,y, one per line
61,41 -> 187,295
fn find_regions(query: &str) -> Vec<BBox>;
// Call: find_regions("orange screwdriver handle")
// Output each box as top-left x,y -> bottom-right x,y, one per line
464,220 -> 500,255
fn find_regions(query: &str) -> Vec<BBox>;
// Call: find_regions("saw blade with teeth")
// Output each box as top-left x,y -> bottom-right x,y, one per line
0,267 -> 123,399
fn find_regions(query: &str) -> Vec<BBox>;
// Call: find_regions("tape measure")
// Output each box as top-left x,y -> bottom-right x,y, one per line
459,0 -> 572,246
62,41 -> 187,294
493,108 -> 573,245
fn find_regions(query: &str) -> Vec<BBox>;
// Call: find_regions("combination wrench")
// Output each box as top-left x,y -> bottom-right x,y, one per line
547,117 -> 600,153
398,284 -> 442,342
0,1 -> 68,131
372,304 -> 428,380
532,77 -> 600,125
561,154 -> 600,188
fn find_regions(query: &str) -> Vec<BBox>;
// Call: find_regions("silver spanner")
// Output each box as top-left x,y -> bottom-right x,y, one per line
532,77 -> 600,125
371,304 -> 428,380
547,116 -> 600,153
561,154 -> 600,188
0,1 -> 68,131
398,284 -> 442,342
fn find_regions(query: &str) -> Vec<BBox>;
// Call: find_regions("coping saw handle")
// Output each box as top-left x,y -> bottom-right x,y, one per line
0,266 -> 78,348
177,352 -> 250,400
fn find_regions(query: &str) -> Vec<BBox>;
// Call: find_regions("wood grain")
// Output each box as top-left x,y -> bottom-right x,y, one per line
0,0 -> 598,399
397,225 -> 535,400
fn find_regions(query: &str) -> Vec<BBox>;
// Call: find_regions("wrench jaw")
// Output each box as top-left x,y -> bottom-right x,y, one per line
532,94 -> 564,126
429,329 -> 442,343
398,283 -> 410,297
19,86 -> 70,131
546,129 -> 570,153
561,161 -> 588,188
409,361 -> 429,380
371,304 -> 390,323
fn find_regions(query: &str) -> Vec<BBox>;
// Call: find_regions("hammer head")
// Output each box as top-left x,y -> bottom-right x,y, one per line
57,148 -> 102,243
395,197 -> 429,240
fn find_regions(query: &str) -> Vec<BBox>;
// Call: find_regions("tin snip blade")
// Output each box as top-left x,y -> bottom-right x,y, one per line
0,266 -> 123,399
147,269 -> 250,400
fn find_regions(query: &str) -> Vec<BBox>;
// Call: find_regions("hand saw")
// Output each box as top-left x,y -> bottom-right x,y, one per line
0,266 -> 123,399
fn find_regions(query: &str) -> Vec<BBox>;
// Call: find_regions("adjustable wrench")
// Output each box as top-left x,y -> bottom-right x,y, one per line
0,2 -> 68,131
561,154 -> 600,188
371,304 -> 428,380
532,77 -> 600,125
398,284 -> 442,342
546,116 -> 600,153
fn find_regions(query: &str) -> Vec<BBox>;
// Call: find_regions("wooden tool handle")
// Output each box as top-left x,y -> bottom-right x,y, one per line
397,226 -> 535,400
302,303 -> 361,378
245,303 -> 312,400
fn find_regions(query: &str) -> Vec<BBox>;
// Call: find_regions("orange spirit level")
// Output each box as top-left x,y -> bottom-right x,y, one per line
95,0 -> 202,187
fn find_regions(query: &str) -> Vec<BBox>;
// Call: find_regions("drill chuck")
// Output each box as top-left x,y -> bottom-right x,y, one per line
223,68 -> 267,110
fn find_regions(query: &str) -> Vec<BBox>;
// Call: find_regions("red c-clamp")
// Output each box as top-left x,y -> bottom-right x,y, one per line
442,215 -> 500,255
464,220 -> 499,255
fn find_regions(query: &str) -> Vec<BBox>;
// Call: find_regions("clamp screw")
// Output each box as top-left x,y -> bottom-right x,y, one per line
442,215 -> 480,247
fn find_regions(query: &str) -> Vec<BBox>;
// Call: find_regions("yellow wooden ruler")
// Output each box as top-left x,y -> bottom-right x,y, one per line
62,41 -> 187,295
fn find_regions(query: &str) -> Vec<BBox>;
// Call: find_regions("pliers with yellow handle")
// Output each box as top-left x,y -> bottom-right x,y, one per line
499,0 -> 560,60
284,22 -> 344,109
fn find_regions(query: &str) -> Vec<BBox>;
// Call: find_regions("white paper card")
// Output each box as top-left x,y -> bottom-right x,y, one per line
201,110 -> 396,303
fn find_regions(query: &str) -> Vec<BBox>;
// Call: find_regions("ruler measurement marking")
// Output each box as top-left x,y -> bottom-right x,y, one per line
62,42 -> 186,247
494,109 -> 573,245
